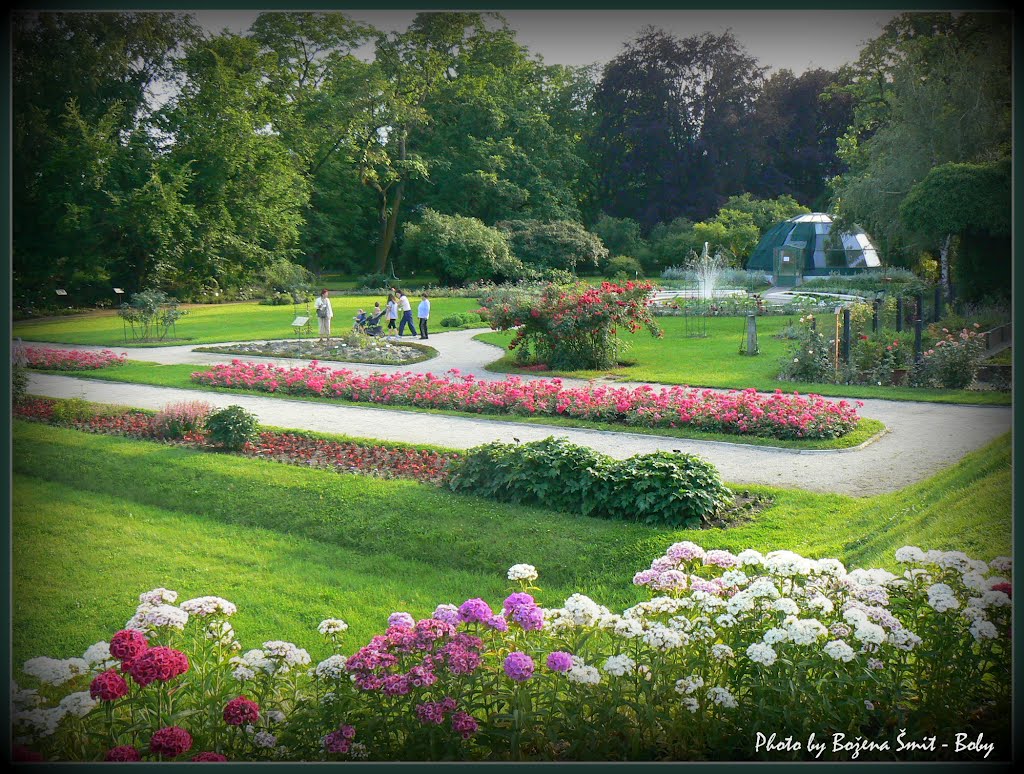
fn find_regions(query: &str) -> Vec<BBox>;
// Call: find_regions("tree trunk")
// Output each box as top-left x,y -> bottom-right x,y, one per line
939,233 -> 952,293
374,129 -> 407,274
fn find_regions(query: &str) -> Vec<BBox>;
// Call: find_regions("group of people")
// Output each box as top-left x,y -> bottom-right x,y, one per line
313,287 -> 431,343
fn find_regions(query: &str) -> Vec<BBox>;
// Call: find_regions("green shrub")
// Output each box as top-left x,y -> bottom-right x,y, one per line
597,451 -> 732,527
778,315 -> 836,383
603,255 -> 643,280
50,398 -> 96,424
205,405 -> 259,450
440,311 -> 483,328
448,437 -> 731,527
11,365 -> 28,406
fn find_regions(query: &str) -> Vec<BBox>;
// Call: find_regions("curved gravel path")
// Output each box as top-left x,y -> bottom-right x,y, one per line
17,331 -> 1011,497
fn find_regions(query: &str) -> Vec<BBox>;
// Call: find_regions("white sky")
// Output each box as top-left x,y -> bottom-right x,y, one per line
195,9 -> 898,74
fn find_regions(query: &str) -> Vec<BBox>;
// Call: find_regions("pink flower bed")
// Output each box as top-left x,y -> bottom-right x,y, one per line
191,362 -> 862,441
22,347 -> 127,371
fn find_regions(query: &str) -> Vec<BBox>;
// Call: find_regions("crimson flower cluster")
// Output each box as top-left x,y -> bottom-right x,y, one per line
90,669 -> 130,702
149,726 -> 193,758
21,347 -> 126,371
223,696 -> 260,726
191,363 -> 862,441
126,646 -> 190,687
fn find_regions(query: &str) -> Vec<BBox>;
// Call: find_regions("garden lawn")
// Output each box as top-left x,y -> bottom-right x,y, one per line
39,361 -> 886,450
477,317 -> 1011,405
11,297 -> 482,347
11,420 -> 1010,667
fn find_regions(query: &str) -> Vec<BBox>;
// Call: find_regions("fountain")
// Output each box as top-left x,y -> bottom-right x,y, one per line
691,241 -> 727,301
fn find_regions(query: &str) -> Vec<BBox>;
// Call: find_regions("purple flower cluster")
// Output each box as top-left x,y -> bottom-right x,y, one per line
415,696 -> 458,725
458,598 -> 493,623
503,651 -> 535,682
503,593 -> 545,632
451,711 -> 479,739
546,651 -> 574,673
388,612 -> 415,628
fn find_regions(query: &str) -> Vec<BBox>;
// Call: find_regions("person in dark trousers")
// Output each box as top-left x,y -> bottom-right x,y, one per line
397,290 -> 414,336
417,293 -> 431,339
385,293 -> 398,331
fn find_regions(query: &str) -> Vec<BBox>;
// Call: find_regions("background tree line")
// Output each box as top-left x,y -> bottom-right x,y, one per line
11,10 -> 1010,306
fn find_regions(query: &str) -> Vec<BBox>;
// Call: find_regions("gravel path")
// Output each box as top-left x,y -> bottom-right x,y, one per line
19,330 -> 1011,497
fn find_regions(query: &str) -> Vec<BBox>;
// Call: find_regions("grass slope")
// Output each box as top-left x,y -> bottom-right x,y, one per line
39,362 -> 886,451
12,297 -> 481,347
476,319 -> 1011,406
11,421 -> 1010,667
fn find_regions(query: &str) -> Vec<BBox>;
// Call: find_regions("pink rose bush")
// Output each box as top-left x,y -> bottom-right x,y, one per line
12,546 -> 1010,761
20,346 -> 127,371
191,363 -> 861,441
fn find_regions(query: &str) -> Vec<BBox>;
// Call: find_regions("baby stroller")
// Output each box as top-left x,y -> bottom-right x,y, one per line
354,309 -> 385,337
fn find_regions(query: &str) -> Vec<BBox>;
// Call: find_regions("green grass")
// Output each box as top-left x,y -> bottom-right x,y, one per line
475,316 -> 1012,405
11,420 -> 1011,666
986,346 -> 1012,365
41,361 -> 886,450
11,297 -> 482,347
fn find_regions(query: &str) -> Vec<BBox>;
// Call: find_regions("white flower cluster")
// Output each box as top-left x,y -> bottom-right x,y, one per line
314,654 -> 349,680
784,618 -> 828,646
745,642 -> 777,667
565,656 -> 601,685
926,583 -> 960,613
81,641 -> 115,671
706,686 -> 738,708
262,640 -> 311,672
139,587 -> 178,605
180,596 -> 237,618
206,620 -> 241,650
318,618 -> 349,635
507,563 -> 539,582
675,675 -> 704,695
59,691 -> 98,718
560,594 -> 609,627
601,654 -> 636,677
231,649 -> 275,681
22,656 -> 89,686
823,639 -> 856,662
253,730 -> 278,748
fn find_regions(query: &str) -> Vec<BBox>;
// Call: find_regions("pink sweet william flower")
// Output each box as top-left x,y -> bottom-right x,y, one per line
451,711 -> 479,739
90,669 -> 130,701
110,629 -> 148,662
324,724 -> 357,754
223,696 -> 260,726
546,651 -> 574,672
105,745 -> 142,762
149,726 -> 193,758
458,598 -> 493,623
191,752 -> 229,762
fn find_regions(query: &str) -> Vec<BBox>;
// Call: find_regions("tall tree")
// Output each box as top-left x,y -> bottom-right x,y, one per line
588,27 -> 764,229
828,12 -> 1011,277
12,11 -> 198,298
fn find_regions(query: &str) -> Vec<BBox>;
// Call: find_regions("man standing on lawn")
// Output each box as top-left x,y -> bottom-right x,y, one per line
397,290 -> 414,336
418,293 -> 431,340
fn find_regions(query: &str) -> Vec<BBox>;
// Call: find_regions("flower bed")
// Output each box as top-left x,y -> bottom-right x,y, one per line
191,363 -> 862,441
20,346 -> 127,371
12,398 -> 456,486
13,545 -> 1010,761
195,335 -> 435,366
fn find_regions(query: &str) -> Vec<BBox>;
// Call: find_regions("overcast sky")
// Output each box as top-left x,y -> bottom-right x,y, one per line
195,9 -> 898,74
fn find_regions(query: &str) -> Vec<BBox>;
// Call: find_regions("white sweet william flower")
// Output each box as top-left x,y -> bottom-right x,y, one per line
206,620 -> 238,648
961,572 -> 989,593
81,641 -> 114,670
847,568 -> 898,587
762,627 -> 789,645
22,657 -> 89,686
720,569 -> 748,587
772,598 -> 799,616
888,628 -> 922,651
682,697 -> 700,713
507,564 -> 539,582
675,675 -> 704,695
736,549 -> 764,566
314,655 -> 349,680
706,686 -> 738,708
894,546 -> 926,564
785,618 -> 828,646
969,620 -> 999,642
542,608 -> 573,632
764,550 -> 813,577
180,596 -> 237,617
823,639 -> 856,662
747,578 -> 781,599
59,691 -> 98,718
853,621 -> 886,646
263,641 -> 311,670
602,654 -> 636,677
981,590 -> 1010,608
813,558 -> 847,577
961,606 -> 987,622
254,731 -> 277,748
11,683 -> 42,710
988,556 -> 1012,573
715,613 -> 738,628
267,710 -> 286,724
642,623 -> 685,651
139,604 -> 189,631
232,665 -> 256,682
934,551 -> 971,572
562,594 -> 605,627
725,591 -> 755,617
14,706 -> 66,738
566,657 -> 601,685
806,594 -> 835,615
711,644 -> 734,661
139,588 -> 178,605
613,617 -> 645,639
926,583 -> 960,613
746,642 -> 778,667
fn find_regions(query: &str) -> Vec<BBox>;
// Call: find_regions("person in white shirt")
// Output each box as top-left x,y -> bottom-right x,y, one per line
314,288 -> 333,342
417,294 -> 431,340
385,294 -> 398,331
397,291 -> 414,336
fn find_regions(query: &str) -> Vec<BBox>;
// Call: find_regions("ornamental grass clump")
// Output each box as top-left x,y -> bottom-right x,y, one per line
153,400 -> 213,439
14,546 -> 1010,762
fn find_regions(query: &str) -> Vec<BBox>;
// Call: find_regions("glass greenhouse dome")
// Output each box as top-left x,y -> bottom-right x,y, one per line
746,213 -> 881,285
